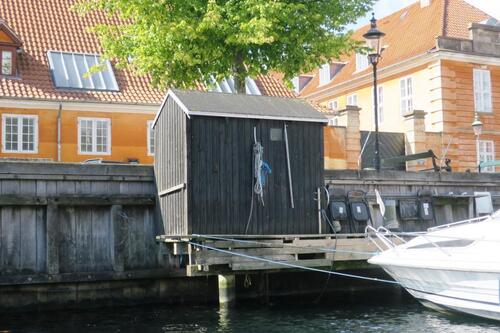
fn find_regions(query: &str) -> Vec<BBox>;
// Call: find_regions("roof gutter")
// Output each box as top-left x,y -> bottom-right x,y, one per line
301,49 -> 500,101
301,52 -> 438,100
0,98 -> 160,114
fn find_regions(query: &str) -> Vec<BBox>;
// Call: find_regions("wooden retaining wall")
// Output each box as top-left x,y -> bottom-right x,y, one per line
1,162 -> 499,309
325,170 -> 500,231
0,162 -> 174,287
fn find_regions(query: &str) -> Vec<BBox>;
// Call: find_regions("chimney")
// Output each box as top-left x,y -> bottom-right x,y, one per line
420,0 -> 430,8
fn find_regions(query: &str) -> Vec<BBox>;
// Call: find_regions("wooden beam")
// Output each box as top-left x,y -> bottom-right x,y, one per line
0,195 -> 156,206
158,183 -> 186,197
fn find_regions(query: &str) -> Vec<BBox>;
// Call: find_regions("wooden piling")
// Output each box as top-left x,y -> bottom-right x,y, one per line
218,274 -> 236,307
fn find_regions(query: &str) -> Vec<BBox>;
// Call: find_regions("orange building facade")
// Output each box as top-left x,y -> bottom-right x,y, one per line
0,1 -> 293,164
296,0 -> 500,172
0,103 -> 157,163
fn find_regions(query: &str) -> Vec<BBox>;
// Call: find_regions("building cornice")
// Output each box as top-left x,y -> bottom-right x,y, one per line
0,98 -> 159,114
301,50 -> 500,101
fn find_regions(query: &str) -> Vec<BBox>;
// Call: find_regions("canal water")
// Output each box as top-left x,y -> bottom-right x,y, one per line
1,292 -> 499,332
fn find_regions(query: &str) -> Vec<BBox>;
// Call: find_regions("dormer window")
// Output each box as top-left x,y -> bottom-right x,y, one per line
1,51 -> 12,75
319,63 -> 331,86
47,51 -> 119,91
318,62 -> 345,86
0,19 -> 22,77
355,53 -> 369,72
207,76 -> 261,95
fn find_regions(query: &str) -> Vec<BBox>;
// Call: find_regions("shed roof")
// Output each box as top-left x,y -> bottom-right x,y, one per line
156,89 -> 327,125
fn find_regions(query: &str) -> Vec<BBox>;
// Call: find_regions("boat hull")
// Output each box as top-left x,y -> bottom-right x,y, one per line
379,265 -> 500,321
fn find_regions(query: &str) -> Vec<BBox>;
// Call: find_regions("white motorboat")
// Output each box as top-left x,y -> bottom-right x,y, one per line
366,211 -> 500,321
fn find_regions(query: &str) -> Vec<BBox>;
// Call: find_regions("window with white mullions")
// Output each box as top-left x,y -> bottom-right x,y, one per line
2,114 -> 38,153
400,77 -> 413,115
478,140 -> 495,172
347,93 -> 358,106
319,63 -> 331,86
355,53 -> 369,72
473,69 -> 492,113
147,120 -> 154,156
47,51 -> 119,91
1,51 -> 13,75
78,118 -> 111,155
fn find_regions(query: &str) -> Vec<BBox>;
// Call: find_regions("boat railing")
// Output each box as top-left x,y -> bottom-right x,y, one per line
427,215 -> 490,232
365,226 -> 407,252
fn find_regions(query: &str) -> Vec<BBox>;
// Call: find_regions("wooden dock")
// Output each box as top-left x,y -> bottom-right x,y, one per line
157,234 -> 378,277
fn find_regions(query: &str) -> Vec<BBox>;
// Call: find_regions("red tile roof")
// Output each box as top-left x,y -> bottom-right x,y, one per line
0,0 -> 294,105
299,0 -> 490,98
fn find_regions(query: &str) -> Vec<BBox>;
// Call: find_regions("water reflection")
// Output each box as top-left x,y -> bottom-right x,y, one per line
1,298 -> 500,332
217,306 -> 231,331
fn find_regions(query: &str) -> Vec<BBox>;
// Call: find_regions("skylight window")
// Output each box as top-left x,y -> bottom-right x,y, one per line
47,51 -> 119,91
208,77 -> 261,95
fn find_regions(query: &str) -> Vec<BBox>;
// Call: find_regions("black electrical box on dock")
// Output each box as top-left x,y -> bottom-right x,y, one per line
153,89 -> 326,235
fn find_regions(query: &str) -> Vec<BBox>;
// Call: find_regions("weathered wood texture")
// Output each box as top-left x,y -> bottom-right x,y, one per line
325,170 -> 500,231
154,96 -> 325,236
0,162 -> 172,285
154,97 -> 188,236
188,117 -> 324,235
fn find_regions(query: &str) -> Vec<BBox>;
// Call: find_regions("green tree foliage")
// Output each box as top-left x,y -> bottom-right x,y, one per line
75,0 -> 373,93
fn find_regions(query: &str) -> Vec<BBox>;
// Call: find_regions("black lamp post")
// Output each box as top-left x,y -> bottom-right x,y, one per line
472,113 -> 483,172
363,13 -> 385,171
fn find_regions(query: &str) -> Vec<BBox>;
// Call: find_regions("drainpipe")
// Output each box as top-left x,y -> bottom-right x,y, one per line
57,102 -> 62,162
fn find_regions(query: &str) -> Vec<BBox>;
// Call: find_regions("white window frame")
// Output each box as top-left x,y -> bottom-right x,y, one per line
147,120 -> 154,156
327,100 -> 338,110
372,85 -> 384,123
473,69 -> 492,113
291,76 -> 300,93
77,117 -> 111,155
347,93 -> 358,106
327,117 -> 338,127
400,76 -> 413,115
1,50 -> 13,76
478,140 -> 495,172
2,114 -> 38,153
319,63 -> 331,86
355,53 -> 369,72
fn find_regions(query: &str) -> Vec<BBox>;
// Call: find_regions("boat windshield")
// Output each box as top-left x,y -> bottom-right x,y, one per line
407,239 -> 475,250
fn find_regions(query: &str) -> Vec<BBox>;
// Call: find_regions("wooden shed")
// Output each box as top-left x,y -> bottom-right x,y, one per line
153,89 -> 327,236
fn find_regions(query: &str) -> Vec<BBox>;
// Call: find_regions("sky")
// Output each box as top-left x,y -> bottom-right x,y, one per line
348,0 -> 500,30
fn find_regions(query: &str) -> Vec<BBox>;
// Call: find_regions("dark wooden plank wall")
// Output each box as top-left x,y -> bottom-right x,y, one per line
325,170 -> 500,232
188,117 -> 324,235
154,96 -> 188,235
0,162 -> 170,283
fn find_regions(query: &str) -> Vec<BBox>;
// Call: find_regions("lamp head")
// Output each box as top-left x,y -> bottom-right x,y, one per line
472,113 -> 483,136
363,13 -> 386,55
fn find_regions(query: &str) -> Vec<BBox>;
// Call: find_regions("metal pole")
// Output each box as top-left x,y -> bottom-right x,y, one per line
373,62 -> 380,171
476,134 -> 480,173
284,124 -> 294,208
317,187 -> 322,234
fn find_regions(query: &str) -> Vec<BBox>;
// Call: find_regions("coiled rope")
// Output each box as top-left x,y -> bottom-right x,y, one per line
253,141 -> 265,206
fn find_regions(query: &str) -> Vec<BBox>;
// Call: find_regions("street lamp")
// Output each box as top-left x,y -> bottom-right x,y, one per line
363,13 -> 385,171
472,113 -> 483,172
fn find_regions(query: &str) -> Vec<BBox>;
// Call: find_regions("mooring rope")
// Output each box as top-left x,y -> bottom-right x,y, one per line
191,234 -> 378,256
188,241 -> 400,285
188,241 -> 500,296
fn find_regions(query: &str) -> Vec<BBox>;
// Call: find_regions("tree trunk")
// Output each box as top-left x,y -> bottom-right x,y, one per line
233,52 -> 246,94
